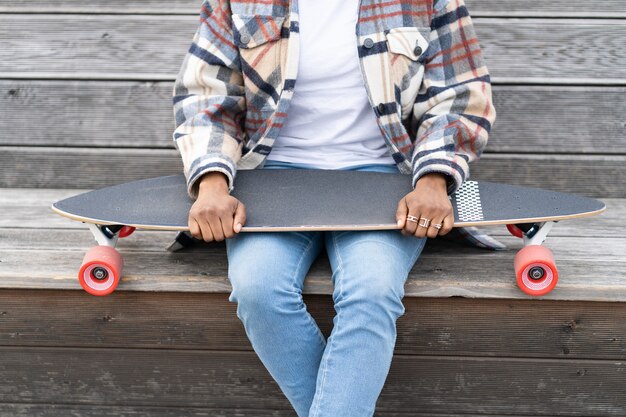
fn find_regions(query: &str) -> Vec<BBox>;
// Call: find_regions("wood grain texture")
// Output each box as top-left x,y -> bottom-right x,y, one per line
0,0 -> 198,14
0,147 -> 622,197
0,404 -> 552,417
1,15 -> 626,83
0,404 -> 297,417
1,289 -> 625,360
466,0 -> 626,17
2,81 -> 624,153
0,0 -> 624,18
1,231 -> 625,301
475,19 -> 626,84
0,347 -> 624,415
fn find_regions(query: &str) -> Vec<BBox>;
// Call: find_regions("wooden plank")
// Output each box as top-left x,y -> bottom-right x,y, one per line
490,86 -> 626,153
0,0 -> 198,14
1,233 -> 626,301
0,80 -> 174,148
1,15 -> 626,83
467,0 -> 626,18
0,147 -> 622,197
0,347 -> 624,415
0,404 -> 296,417
0,0 -> 624,18
0,403 -> 567,417
2,81 -> 625,153
1,289 -> 625,360
475,19 -> 626,84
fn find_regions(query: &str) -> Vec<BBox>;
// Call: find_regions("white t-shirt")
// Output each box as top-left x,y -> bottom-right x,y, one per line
265,0 -> 395,168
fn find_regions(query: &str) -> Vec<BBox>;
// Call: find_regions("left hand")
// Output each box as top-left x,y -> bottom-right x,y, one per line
396,173 -> 454,238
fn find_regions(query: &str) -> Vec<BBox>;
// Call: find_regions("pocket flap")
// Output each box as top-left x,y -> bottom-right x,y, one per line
232,14 -> 286,49
385,27 -> 430,60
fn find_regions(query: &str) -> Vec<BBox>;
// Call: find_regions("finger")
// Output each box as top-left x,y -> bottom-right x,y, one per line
207,214 -> 224,242
403,207 -> 420,236
395,198 -> 408,229
188,217 -> 202,240
198,217 -> 215,242
439,212 -> 455,236
413,213 -> 430,239
233,201 -> 247,233
217,216 -> 233,240
220,203 -> 236,239
426,215 -> 445,239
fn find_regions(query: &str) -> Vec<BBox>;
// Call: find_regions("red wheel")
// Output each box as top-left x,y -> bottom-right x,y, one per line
506,224 -> 524,238
78,246 -> 124,296
514,245 -> 558,296
118,226 -> 135,238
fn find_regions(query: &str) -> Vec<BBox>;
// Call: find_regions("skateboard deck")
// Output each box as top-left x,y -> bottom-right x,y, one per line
52,170 -> 604,230
51,169 -> 605,297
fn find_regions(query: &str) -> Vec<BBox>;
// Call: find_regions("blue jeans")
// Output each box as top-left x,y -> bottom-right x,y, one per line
224,160 -> 427,417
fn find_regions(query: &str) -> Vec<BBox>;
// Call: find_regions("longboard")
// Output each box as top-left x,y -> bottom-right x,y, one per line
51,169 -> 605,297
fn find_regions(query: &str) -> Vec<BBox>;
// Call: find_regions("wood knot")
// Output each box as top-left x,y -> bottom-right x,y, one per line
566,319 -> 579,331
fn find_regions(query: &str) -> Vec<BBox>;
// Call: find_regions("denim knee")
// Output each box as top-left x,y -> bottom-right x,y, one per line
228,263 -> 302,319
336,263 -> 408,319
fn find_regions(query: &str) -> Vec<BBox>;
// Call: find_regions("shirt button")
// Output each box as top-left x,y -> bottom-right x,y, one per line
363,38 -> 374,48
377,103 -> 385,113
413,45 -> 423,56
240,34 -> 251,44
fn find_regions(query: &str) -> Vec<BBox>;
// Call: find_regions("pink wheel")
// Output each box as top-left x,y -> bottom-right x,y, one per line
78,246 -> 123,296
506,224 -> 524,238
118,226 -> 135,238
514,245 -> 558,296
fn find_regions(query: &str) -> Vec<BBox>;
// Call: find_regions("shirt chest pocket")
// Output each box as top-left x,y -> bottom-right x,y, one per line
385,27 -> 429,60
232,14 -> 286,113
385,27 -> 430,116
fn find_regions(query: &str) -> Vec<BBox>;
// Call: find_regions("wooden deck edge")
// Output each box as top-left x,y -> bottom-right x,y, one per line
1,275 -> 625,303
2,189 -> 624,302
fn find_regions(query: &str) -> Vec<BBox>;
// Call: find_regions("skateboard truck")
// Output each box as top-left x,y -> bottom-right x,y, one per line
507,221 -> 559,297
166,231 -> 197,252
86,223 -> 120,247
78,223 -> 136,296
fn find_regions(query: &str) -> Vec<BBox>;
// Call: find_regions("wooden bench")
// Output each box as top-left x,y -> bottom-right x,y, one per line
1,1 -> 625,415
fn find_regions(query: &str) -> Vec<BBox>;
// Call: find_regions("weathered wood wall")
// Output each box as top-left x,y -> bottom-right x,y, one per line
0,1 -> 624,196
0,1 -> 624,416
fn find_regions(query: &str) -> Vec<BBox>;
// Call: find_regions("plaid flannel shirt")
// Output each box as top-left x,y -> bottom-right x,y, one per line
172,0 -> 506,250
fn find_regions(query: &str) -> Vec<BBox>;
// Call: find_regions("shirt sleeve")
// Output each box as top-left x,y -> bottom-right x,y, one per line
172,0 -> 246,200
410,0 -> 496,195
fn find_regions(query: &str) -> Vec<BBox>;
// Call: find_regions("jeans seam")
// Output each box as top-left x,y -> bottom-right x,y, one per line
291,235 -> 315,297
310,231 -> 345,417
409,237 -> 428,269
290,235 -> 327,347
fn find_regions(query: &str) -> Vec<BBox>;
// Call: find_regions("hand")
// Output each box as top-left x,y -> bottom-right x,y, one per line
188,172 -> 247,242
395,173 -> 454,238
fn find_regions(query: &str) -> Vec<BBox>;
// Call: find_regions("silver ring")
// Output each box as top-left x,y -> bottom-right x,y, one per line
418,217 -> 431,228
431,223 -> 442,230
406,215 -> 419,223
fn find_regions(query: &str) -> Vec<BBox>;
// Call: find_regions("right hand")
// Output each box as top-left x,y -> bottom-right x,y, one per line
188,172 -> 246,242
